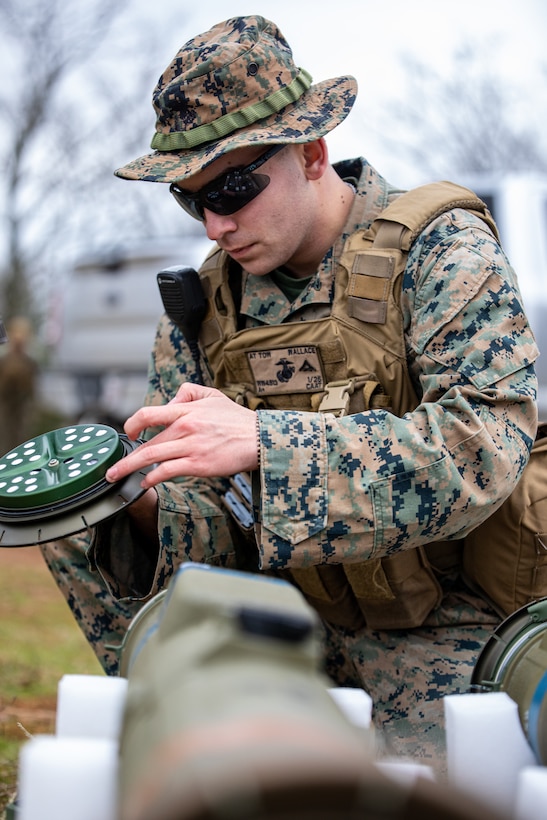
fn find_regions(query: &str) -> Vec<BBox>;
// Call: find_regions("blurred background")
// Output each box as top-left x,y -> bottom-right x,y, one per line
0,0 -> 546,435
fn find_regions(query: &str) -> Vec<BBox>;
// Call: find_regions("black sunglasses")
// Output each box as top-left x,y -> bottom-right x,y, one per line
169,144 -> 286,221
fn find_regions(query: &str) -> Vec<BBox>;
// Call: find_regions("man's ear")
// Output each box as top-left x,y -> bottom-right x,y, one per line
301,138 -> 329,180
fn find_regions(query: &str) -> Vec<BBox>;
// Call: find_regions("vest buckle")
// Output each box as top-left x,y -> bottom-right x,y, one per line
317,380 -> 355,417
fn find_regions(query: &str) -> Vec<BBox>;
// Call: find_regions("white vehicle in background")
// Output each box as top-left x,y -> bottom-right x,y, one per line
41,234 -> 214,426
457,172 -> 547,418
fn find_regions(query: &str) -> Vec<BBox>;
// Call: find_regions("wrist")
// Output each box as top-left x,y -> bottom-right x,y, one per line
256,411 -> 261,469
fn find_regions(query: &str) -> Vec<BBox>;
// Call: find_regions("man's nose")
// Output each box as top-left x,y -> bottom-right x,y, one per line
203,210 -> 238,241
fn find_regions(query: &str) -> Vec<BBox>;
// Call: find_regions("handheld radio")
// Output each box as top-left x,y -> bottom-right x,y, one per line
157,266 -> 206,383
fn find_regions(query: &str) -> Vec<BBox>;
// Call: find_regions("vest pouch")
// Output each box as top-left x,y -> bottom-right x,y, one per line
280,565 -> 366,630
345,547 -> 443,630
424,539 -> 464,576
279,548 -> 442,631
463,422 -> 547,617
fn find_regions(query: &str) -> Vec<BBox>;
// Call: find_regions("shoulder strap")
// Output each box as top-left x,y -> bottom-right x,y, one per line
368,180 -> 500,250
338,180 -> 500,359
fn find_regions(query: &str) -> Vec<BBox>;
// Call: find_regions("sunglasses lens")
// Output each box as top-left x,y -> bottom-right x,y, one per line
202,171 -> 270,216
170,145 -> 284,221
169,185 -> 205,220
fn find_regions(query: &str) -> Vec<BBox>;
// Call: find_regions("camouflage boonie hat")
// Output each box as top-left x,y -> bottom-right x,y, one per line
115,15 -> 357,184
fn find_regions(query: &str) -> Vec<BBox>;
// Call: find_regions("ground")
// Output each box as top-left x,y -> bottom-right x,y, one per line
0,545 -> 102,816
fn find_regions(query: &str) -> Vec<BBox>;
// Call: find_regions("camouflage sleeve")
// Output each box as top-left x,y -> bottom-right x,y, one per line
93,314 -> 241,601
255,209 -> 539,571
143,314 -> 207,410
146,315 -> 244,592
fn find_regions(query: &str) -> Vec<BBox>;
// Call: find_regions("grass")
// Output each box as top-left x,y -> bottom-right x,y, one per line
0,546 -> 102,815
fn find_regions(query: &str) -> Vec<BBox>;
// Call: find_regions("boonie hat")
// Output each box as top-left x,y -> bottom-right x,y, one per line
115,15 -> 357,184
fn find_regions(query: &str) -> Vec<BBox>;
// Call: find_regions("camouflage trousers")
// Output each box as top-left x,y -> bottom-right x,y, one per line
320,576 -> 500,776
40,536 -> 499,778
40,534 -> 143,676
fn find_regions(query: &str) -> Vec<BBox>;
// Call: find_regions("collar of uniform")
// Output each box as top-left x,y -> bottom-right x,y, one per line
334,157 -> 394,241
238,158 -> 393,325
239,267 -> 323,325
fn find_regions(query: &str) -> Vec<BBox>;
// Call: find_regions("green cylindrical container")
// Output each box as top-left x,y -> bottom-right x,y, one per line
471,597 -> 547,763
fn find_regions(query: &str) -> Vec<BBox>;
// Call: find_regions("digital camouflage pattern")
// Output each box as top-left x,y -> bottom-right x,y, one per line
41,157 -> 538,774
114,16 -> 357,184
320,574 -> 502,766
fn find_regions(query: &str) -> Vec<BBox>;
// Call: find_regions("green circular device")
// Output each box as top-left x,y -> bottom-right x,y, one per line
0,425 -> 123,509
0,424 -> 153,547
471,597 -> 547,764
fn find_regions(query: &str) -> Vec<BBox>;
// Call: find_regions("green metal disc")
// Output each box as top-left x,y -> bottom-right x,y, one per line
0,424 -> 124,510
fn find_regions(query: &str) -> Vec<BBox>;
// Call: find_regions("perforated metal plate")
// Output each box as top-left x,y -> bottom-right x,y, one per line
0,425 -> 124,509
0,425 -> 153,547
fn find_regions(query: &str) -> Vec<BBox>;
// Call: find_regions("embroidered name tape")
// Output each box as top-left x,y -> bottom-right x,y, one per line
247,346 -> 325,395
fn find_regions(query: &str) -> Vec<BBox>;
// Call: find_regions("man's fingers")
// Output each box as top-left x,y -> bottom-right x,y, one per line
123,384 -> 222,438
106,438 -> 167,483
169,382 -> 220,404
123,403 -> 188,440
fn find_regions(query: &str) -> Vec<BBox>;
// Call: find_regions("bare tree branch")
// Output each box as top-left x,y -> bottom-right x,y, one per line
373,42 -> 547,180
0,0 -> 186,325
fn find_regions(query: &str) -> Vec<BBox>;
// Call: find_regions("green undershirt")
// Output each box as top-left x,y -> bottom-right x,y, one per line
270,267 -> 312,302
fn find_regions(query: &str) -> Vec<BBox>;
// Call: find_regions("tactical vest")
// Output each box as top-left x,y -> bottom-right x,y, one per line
197,182 -> 500,630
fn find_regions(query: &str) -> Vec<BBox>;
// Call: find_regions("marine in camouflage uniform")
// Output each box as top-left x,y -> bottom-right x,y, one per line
41,16 -> 538,774
0,317 -> 38,455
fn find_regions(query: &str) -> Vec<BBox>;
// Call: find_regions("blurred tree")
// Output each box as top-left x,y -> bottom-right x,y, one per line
375,43 -> 547,180
0,0 -> 184,329
0,0 -> 119,320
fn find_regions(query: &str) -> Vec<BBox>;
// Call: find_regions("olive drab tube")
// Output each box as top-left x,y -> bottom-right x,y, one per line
116,564 -> 505,820
117,564 -> 376,820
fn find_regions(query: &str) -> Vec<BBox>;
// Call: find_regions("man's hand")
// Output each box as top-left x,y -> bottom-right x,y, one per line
105,383 -> 259,489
